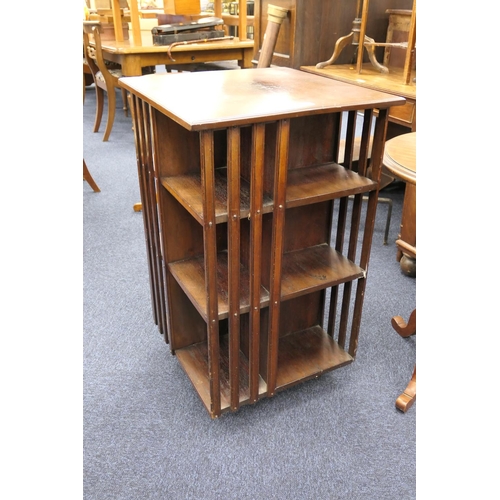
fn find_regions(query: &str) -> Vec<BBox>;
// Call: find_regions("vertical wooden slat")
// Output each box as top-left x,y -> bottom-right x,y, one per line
338,109 -> 373,348
342,110 -> 358,171
249,123 -> 265,403
200,130 -> 221,418
227,127 -> 241,411
329,111 -> 357,340
130,95 -> 169,341
267,119 -> 290,396
357,109 -> 374,177
149,104 -> 171,343
349,108 -> 390,358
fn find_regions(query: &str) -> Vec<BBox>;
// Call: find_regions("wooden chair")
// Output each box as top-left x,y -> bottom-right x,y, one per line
83,57 -> 94,104
83,158 -> 101,193
83,21 -> 128,142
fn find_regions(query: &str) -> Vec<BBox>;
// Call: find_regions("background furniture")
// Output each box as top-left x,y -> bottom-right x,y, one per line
252,0 -> 413,69
84,22 -> 129,141
382,131 -> 416,276
121,67 -> 404,418
392,308 -> 416,412
92,36 -> 254,75
83,158 -> 101,192
301,63 -> 416,137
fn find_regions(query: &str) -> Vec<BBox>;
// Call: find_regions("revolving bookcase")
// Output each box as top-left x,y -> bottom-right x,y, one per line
121,67 -> 404,418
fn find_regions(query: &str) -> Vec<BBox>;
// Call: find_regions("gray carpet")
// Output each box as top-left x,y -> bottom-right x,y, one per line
83,75 -> 416,500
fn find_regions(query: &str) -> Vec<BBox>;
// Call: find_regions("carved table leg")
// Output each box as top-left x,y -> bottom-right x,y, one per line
316,32 -> 354,69
396,365 -> 416,412
364,36 -> 389,73
392,309 -> 416,412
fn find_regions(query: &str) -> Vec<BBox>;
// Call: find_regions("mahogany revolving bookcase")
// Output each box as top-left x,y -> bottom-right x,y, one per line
121,67 -> 404,418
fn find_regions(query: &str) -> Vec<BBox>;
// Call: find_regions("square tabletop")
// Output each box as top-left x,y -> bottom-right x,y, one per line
120,67 -> 406,131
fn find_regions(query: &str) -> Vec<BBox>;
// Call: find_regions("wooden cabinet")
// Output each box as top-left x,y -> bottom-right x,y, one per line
121,67 -> 404,418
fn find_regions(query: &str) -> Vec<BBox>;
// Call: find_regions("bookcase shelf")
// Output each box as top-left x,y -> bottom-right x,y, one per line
121,67 -> 404,418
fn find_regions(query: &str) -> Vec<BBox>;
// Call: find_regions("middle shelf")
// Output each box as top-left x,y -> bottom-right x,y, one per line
169,243 -> 365,321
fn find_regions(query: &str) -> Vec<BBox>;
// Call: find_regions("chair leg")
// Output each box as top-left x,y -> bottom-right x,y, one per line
93,86 -> 104,133
121,88 -> 128,117
83,159 -> 100,192
103,88 -> 116,142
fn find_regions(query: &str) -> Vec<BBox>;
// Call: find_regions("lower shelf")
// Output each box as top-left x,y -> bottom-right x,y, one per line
175,334 -> 267,415
276,325 -> 353,390
174,325 -> 353,416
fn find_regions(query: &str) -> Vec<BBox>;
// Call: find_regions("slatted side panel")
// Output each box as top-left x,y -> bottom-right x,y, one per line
227,127 -> 241,411
249,123 -> 266,403
337,109 -> 373,349
129,94 -> 168,341
200,130 -> 221,418
349,108 -> 389,358
267,119 -> 290,396
329,110 -> 358,347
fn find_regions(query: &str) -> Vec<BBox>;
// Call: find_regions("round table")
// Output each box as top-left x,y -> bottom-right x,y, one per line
383,132 -> 416,277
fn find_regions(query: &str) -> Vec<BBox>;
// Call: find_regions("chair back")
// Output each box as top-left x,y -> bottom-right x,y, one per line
83,22 -> 119,89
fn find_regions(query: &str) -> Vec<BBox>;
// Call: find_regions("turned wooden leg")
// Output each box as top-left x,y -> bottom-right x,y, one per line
392,309 -> 416,412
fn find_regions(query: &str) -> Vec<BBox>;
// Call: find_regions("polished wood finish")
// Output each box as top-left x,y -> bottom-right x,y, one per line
252,0 -> 413,69
382,132 -> 416,275
84,22 -> 129,141
392,309 -> 416,412
83,159 -> 101,192
301,64 -> 416,132
92,35 -> 254,75
256,5 -> 288,68
121,67 -> 403,418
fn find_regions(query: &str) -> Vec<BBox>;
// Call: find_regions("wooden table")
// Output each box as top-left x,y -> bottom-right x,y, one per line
300,63 -> 416,132
382,131 -> 416,276
121,67 -> 404,418
95,34 -> 254,76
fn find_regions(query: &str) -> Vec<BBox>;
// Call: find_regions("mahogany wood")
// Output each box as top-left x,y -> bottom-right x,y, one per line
121,67 -> 402,418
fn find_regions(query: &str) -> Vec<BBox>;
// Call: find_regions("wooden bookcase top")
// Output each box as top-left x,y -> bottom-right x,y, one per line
120,67 -> 405,130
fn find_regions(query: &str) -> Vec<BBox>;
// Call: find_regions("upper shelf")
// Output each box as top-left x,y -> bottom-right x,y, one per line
162,162 -> 377,224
